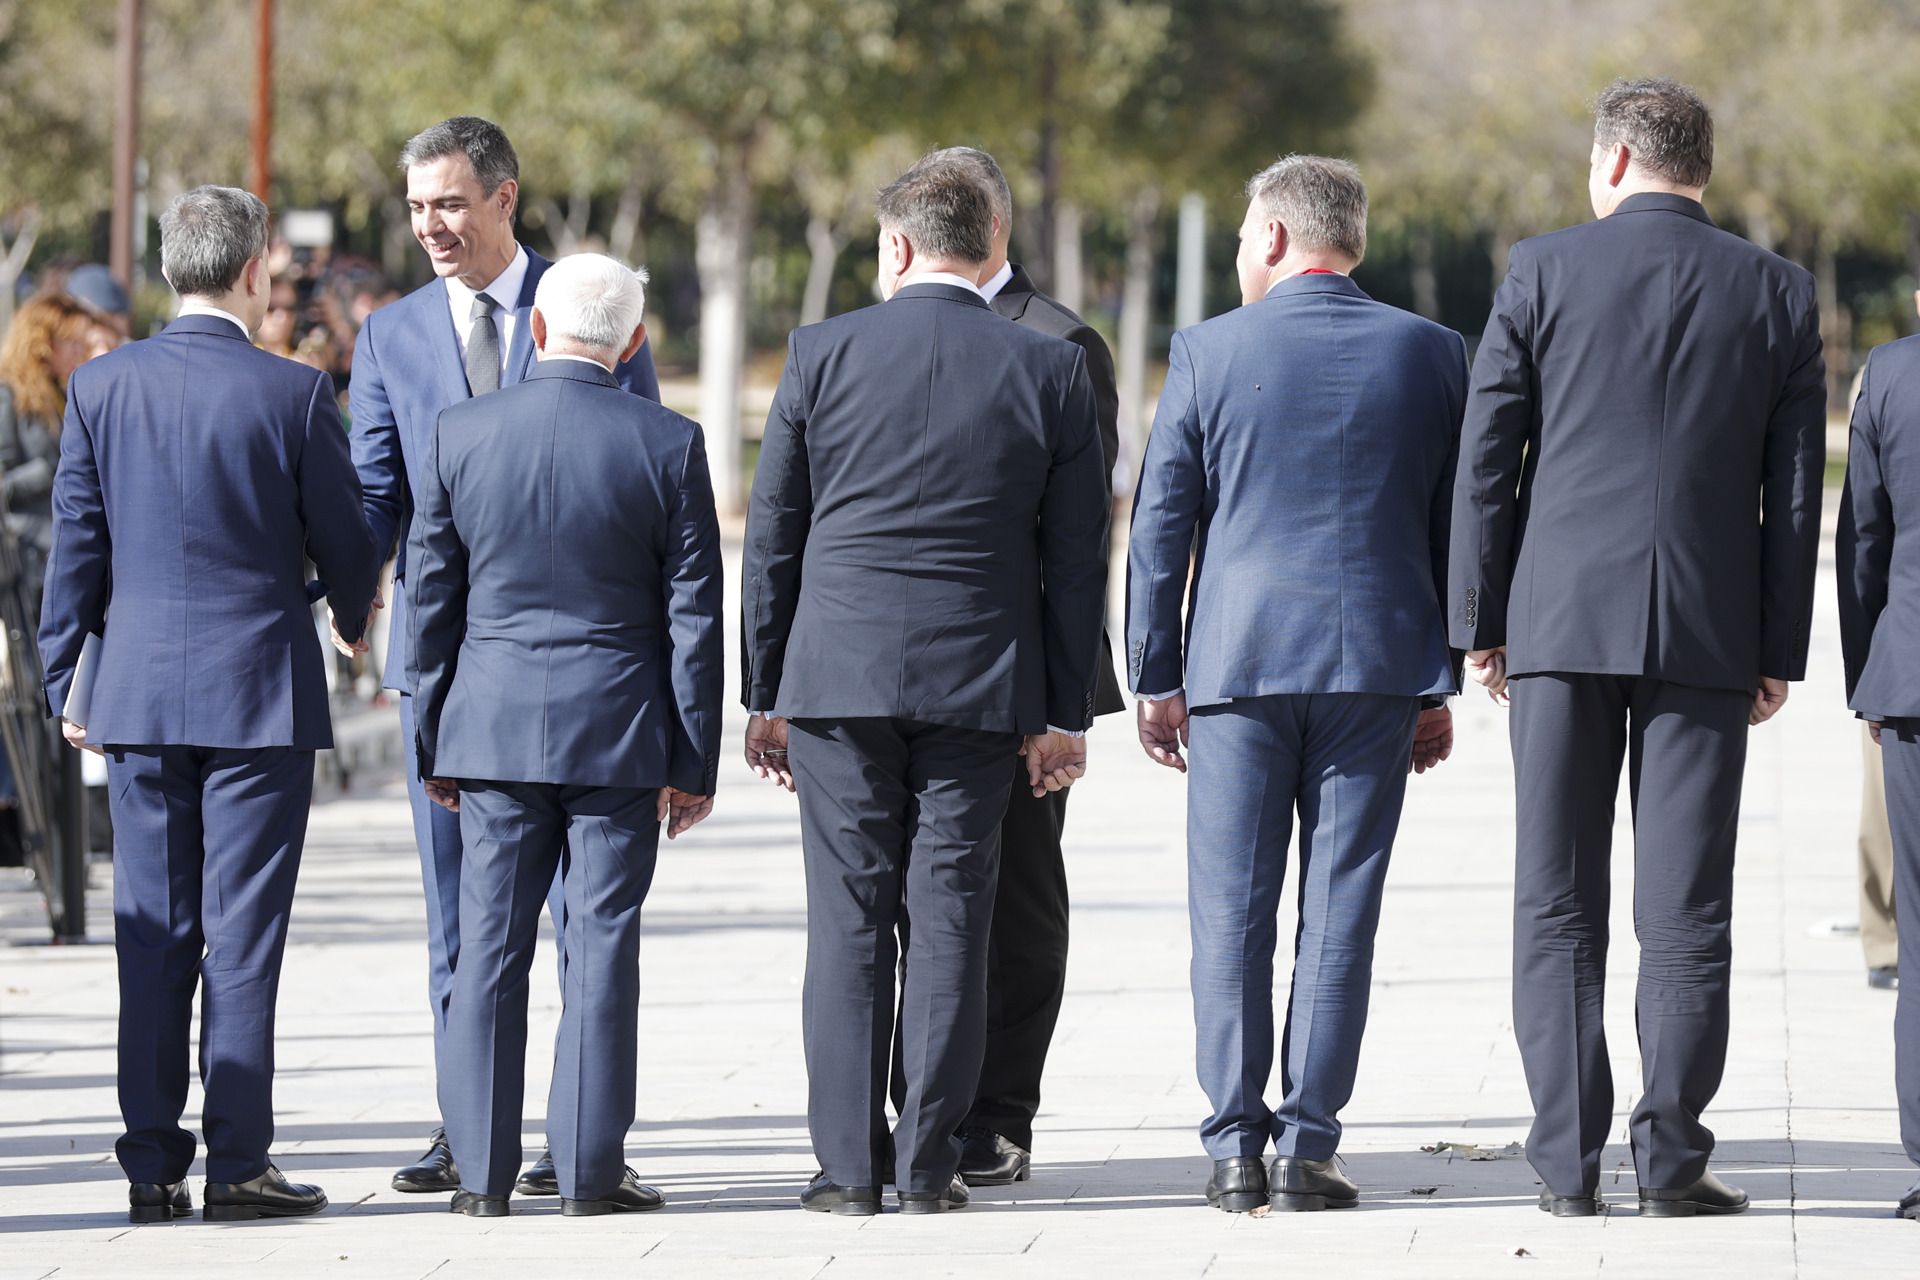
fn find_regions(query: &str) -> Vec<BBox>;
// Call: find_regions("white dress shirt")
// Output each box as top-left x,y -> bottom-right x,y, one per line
979,261 -> 1015,303
444,245 -> 530,382
899,270 -> 986,298
176,299 -> 252,340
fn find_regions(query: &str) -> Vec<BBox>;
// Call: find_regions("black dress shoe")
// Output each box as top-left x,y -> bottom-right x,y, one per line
129,1180 -> 192,1223
898,1174 -> 970,1215
516,1148 -> 559,1196
392,1128 -> 460,1194
1268,1156 -> 1358,1211
1540,1189 -> 1600,1217
1870,967 -> 1900,991
1639,1169 -> 1749,1217
801,1171 -> 882,1216
1205,1156 -> 1268,1214
957,1128 -> 1032,1186
1898,1187 -> 1920,1220
563,1167 -> 665,1216
450,1189 -> 509,1218
204,1165 -> 328,1221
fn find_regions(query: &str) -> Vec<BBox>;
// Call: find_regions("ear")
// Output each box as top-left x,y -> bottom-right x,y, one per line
1608,143 -> 1631,188
620,320 -> 647,365
530,306 -> 548,352
495,177 -> 519,221
1266,218 -> 1288,269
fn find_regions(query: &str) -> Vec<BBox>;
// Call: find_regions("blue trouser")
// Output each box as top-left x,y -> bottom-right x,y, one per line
440,781 -> 660,1199
1883,719 -> 1920,1168
106,744 -> 313,1184
1186,692 -> 1419,1163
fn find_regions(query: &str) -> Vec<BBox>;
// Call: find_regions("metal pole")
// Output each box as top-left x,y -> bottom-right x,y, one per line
110,0 -> 143,287
251,0 -> 274,201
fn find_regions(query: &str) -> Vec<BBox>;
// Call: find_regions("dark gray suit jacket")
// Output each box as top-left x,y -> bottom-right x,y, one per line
1449,193 -> 1826,691
409,360 -> 724,794
1839,335 -> 1920,719
741,281 -> 1109,735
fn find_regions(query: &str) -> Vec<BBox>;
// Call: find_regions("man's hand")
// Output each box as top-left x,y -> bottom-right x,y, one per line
330,588 -> 385,657
1410,705 -> 1454,774
424,777 -> 460,812
1869,720 -> 1884,746
1022,731 -> 1087,796
745,713 -> 794,792
61,718 -> 104,757
1750,676 -> 1790,726
656,787 -> 713,839
1137,693 -> 1190,772
1465,647 -> 1510,706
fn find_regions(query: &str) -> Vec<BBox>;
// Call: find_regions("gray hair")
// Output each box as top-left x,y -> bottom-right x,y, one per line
1246,155 -> 1368,262
921,146 -> 1012,228
159,185 -> 269,297
1593,77 -> 1714,187
398,116 -> 519,195
876,154 -> 994,266
533,253 -> 648,358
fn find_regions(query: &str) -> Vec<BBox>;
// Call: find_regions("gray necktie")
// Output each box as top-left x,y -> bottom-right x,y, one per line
465,292 -> 501,395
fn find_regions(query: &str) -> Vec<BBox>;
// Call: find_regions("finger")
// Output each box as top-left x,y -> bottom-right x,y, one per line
657,791 -> 672,823
1026,751 -> 1045,793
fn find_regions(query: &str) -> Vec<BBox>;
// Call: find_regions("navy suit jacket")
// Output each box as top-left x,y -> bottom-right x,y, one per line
349,246 -> 661,693
741,282 -> 1109,735
1449,194 -> 1826,691
38,313 -> 378,749
1839,336 -> 1920,719
409,360 -> 723,794
1127,273 -> 1467,707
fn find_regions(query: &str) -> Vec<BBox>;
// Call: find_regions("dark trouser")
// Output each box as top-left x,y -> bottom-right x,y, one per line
106,744 -> 314,1184
1509,673 -> 1750,1196
399,692 -> 566,1127
1187,693 -> 1419,1162
789,717 -> 1017,1193
1882,719 -> 1920,1167
439,781 -> 660,1199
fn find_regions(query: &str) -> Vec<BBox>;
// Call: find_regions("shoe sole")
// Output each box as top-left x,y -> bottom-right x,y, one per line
1639,1198 -> 1747,1218
1541,1199 -> 1600,1218
898,1199 -> 967,1215
391,1178 -> 461,1194
451,1200 -> 510,1219
562,1198 -> 664,1216
204,1198 -> 328,1222
128,1206 -> 189,1224
1270,1192 -> 1358,1212
515,1181 -> 560,1197
802,1200 -> 882,1216
959,1165 -> 1031,1187
1208,1191 -> 1268,1214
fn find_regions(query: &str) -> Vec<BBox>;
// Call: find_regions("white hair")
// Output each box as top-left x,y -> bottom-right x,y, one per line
533,253 -> 649,358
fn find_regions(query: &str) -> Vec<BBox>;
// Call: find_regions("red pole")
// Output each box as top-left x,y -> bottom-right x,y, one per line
110,0 -> 142,287
251,0 -> 273,201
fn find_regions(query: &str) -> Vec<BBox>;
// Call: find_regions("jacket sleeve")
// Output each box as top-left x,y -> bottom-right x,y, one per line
1125,330 -> 1205,698
1837,351 -> 1890,703
1039,350 -> 1111,732
1759,277 -> 1828,682
1448,255 -> 1538,652
299,372 -> 379,643
1429,331 -> 1471,695
348,316 -> 408,572
663,427 -> 725,794
0,388 -> 54,508
740,334 -> 814,712
1063,320 -> 1120,488
405,417 -> 467,779
36,389 -> 110,718
615,334 -> 663,403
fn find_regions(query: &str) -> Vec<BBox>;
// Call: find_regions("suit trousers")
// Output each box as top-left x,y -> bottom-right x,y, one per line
1861,724 -> 1898,971
1509,673 -> 1750,1196
1881,719 -> 1920,1165
106,744 -> 314,1184
439,781 -> 660,1199
789,717 -> 1017,1193
1187,693 -> 1419,1162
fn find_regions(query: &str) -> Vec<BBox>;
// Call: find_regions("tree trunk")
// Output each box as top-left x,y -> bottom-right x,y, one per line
608,177 -> 646,266
1052,201 -> 1084,316
1744,191 -> 1777,254
696,151 -> 754,515
1115,188 -> 1161,493
1410,225 -> 1440,321
1816,231 -> 1848,408
1174,192 -> 1206,330
0,211 -> 41,335
1029,47 -> 1059,292
800,214 -> 843,327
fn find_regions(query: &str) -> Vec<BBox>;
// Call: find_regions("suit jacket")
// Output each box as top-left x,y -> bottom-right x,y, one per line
1839,336 -> 1920,719
1127,273 -> 1467,707
992,265 -> 1125,716
409,360 -> 723,793
1449,193 -> 1826,690
0,383 -> 59,562
742,281 -> 1109,735
349,245 -> 662,693
37,314 -> 377,749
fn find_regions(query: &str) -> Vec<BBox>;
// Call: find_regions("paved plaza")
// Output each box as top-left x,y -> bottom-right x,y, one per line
1,533 -> 1915,1279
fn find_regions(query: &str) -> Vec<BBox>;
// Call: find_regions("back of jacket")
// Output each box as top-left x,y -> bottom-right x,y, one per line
1127,273 -> 1467,706
1839,335 -> 1920,719
408,361 -> 723,793
37,314 -> 377,749
1449,193 -> 1826,690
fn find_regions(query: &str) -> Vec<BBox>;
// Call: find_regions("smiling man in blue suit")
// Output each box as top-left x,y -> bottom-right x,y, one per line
341,116 -> 661,1197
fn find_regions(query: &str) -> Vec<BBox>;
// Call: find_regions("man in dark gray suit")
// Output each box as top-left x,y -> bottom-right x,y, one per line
741,156 -> 1109,1215
1128,156 -> 1464,1214
1837,334 -> 1920,1220
409,253 -> 723,1218
1450,78 -> 1826,1218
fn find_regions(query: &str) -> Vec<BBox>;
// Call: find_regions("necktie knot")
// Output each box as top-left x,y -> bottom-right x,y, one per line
470,292 -> 499,321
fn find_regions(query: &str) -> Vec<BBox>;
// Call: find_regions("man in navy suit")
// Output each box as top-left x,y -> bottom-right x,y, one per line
408,253 -> 722,1217
1450,79 -> 1825,1218
741,156 -> 1108,1215
39,186 -> 378,1222
1838,336 -> 1920,1221
341,116 -> 662,1195
1127,156 -> 1463,1214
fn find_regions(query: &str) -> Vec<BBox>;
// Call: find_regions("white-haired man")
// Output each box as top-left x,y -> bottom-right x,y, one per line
408,253 -> 724,1217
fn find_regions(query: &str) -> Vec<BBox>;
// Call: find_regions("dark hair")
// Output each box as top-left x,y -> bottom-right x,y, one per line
1593,77 -> 1714,187
398,116 -> 519,195
159,185 -> 270,296
875,156 -> 994,266
922,146 -> 1013,227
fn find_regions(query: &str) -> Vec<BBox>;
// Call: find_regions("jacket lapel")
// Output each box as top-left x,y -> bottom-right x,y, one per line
419,282 -> 472,408
990,264 -> 1036,322
503,249 -> 548,387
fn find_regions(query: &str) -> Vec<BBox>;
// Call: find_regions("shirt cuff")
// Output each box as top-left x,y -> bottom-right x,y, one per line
1133,687 -> 1183,703
1046,725 -> 1086,738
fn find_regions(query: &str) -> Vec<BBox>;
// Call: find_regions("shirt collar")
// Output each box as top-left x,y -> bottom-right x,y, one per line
446,244 -> 530,311
979,261 -> 1015,302
540,352 -> 615,373
899,270 -> 986,299
176,298 -> 253,339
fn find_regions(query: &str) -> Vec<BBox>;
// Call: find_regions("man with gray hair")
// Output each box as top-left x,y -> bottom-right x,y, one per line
408,252 -> 723,1217
39,184 -> 379,1221
1128,154 -> 1465,1213
1450,77 -> 1825,1218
